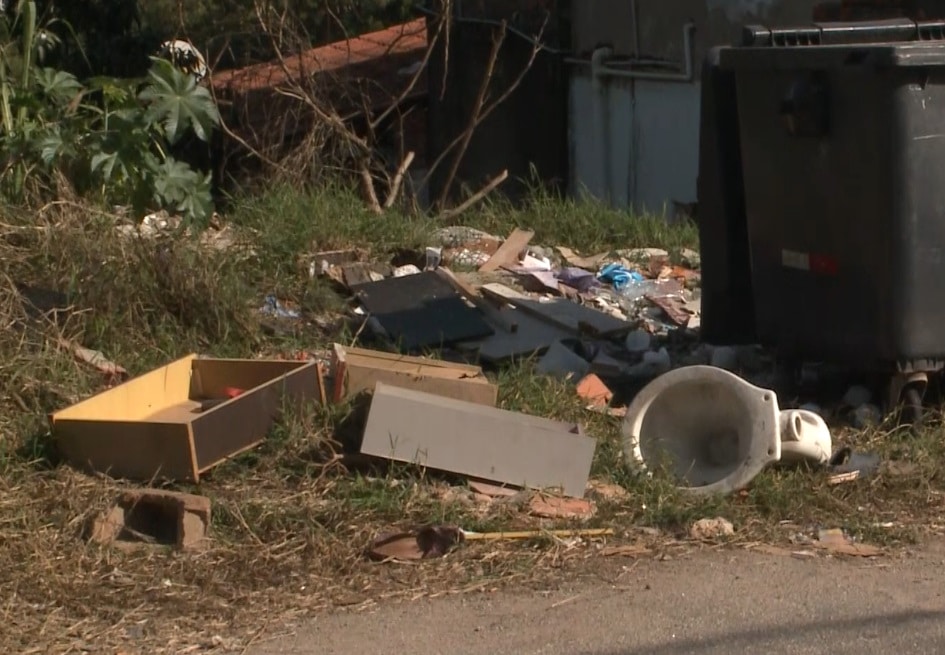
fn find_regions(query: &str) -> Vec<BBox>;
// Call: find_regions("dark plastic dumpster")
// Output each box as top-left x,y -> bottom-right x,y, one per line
696,47 -> 756,346
716,19 -> 945,379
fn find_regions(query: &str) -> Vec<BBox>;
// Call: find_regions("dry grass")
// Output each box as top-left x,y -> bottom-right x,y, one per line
1,189 -> 944,652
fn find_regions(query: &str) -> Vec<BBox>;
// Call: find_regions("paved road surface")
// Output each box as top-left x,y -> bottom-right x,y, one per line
248,545 -> 945,655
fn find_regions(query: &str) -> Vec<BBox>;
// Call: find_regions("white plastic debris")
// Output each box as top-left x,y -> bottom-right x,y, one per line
624,329 -> 652,353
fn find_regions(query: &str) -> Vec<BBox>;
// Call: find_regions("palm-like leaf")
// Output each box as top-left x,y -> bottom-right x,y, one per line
138,57 -> 219,145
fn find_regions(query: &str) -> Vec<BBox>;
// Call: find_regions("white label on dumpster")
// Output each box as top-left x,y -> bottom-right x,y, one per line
781,249 -> 810,271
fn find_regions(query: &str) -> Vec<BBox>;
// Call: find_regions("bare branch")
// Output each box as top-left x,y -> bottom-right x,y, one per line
438,169 -> 509,220
384,151 -> 415,209
423,15 -> 548,209
361,163 -> 383,214
434,21 -> 506,209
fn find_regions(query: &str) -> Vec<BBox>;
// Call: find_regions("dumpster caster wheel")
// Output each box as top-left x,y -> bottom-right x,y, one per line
899,386 -> 925,431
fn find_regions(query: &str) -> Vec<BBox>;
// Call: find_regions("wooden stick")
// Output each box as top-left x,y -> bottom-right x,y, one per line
463,528 -> 614,541
383,150 -> 415,209
439,169 -> 509,220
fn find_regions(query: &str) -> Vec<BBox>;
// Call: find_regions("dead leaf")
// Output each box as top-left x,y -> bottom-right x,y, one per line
647,255 -> 670,278
585,480 -> 630,501
645,294 -> 691,327
468,480 -> 519,498
556,246 -> 608,270
61,339 -> 128,380
814,529 -> 882,558
367,526 -> 465,562
690,517 -> 735,541
601,544 -> 652,558
528,495 -> 596,520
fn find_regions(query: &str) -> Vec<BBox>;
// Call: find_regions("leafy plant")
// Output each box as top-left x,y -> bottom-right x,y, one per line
0,2 -> 221,224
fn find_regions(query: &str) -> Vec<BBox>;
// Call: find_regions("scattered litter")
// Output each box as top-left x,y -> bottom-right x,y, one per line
620,247 -> 669,262
368,525 -> 464,561
259,294 -> 301,319
690,517 -> 735,541
576,373 -> 613,408
392,264 -> 422,277
556,267 -> 601,293
479,228 -> 534,273
367,526 -> 614,562
585,480 -> 629,501
646,293 -> 692,328
556,246 -> 609,270
814,528 -> 883,557
424,247 -> 442,270
528,495 -> 596,520
827,448 -> 883,485
625,329 -> 652,353
680,248 -> 701,269
598,263 -> 644,291
536,340 -> 591,381
469,480 -> 520,498
600,544 -> 652,558
60,339 -> 128,381
626,347 -> 672,378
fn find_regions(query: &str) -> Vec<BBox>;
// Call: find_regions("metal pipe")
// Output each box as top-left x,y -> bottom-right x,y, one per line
565,22 -> 697,84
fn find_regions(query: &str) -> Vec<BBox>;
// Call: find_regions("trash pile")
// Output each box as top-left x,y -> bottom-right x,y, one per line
46,226 -> 888,562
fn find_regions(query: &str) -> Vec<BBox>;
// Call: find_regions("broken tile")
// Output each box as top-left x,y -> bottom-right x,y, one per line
528,495 -> 596,520
576,374 -> 613,408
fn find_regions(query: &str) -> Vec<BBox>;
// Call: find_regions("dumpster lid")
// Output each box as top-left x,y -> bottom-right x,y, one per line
740,18 -> 945,48
720,41 -> 945,70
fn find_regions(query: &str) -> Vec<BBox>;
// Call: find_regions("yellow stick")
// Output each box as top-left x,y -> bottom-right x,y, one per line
463,528 -> 614,541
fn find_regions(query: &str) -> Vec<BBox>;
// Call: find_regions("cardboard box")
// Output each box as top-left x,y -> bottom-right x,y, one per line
331,344 -> 497,406
51,355 -> 320,482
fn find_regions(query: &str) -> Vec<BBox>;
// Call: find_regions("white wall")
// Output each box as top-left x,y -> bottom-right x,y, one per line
569,73 -> 702,215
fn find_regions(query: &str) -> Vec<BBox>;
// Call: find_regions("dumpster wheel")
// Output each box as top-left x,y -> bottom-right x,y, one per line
900,386 -> 924,429
889,373 -> 929,432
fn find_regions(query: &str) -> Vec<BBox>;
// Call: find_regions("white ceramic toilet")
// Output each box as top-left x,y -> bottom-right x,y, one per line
622,365 -> 832,495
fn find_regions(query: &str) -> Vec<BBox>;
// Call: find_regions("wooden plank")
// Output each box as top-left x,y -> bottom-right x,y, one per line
331,344 -> 497,406
51,354 -> 196,421
191,360 -> 320,474
481,283 -> 630,335
435,267 -> 518,333
190,358 -> 313,399
361,383 -> 596,497
53,419 -> 198,481
478,228 -> 534,273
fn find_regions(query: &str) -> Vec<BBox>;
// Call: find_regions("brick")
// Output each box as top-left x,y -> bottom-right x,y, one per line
90,489 -> 211,550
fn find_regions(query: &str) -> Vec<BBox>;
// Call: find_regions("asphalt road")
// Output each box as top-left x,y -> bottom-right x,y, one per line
247,544 -> 945,655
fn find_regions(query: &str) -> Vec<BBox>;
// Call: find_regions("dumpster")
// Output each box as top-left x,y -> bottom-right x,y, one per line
712,18 -> 945,413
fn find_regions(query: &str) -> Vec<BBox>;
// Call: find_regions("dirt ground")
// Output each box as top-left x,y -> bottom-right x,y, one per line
245,540 -> 945,655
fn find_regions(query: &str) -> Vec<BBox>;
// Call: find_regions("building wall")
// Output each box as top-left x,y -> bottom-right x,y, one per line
569,0 -> 821,214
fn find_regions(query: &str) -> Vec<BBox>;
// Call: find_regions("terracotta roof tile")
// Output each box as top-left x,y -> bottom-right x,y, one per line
211,18 -> 428,97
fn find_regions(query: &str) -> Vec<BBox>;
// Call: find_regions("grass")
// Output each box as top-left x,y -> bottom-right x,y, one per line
0,184 -> 943,652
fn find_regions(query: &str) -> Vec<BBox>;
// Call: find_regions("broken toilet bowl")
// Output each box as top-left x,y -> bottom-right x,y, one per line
621,365 -> 832,495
